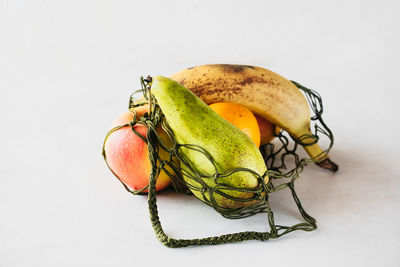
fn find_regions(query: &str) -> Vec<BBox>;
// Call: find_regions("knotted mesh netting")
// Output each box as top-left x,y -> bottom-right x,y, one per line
102,76 -> 337,248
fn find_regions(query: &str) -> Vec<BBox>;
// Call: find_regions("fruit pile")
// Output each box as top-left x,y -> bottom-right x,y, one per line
102,64 -> 338,247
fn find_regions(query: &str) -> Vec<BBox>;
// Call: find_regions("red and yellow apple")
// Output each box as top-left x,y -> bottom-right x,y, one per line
104,105 -> 173,192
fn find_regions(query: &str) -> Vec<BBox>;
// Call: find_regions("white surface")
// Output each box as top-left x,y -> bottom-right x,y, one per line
1,0 -> 400,266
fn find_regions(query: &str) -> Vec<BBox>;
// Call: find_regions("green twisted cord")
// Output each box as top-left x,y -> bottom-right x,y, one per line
102,77 -> 337,247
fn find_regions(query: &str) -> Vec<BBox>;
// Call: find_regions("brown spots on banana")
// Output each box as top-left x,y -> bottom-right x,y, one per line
179,77 -> 282,107
217,64 -> 256,73
234,76 -> 281,88
179,77 -> 186,86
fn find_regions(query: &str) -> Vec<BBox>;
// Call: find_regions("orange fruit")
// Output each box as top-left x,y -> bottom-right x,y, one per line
209,102 -> 261,147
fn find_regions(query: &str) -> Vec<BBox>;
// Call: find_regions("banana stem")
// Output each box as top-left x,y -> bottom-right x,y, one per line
302,142 -> 338,172
316,158 -> 338,172
297,129 -> 338,173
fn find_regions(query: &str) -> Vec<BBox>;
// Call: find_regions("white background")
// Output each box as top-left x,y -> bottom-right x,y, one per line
1,0 -> 400,266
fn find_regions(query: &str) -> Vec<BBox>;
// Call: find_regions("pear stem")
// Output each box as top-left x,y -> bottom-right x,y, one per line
148,87 -> 152,114
144,75 -> 153,114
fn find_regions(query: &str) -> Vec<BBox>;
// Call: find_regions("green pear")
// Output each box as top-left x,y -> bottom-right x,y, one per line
151,76 -> 268,209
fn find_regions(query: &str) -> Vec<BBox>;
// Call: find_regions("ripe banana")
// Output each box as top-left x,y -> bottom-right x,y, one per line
170,64 -> 338,172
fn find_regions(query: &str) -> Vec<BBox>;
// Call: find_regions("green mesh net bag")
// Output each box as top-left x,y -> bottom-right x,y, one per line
102,76 -> 337,248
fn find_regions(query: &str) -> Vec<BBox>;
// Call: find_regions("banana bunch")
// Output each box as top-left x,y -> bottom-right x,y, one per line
170,64 -> 338,172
